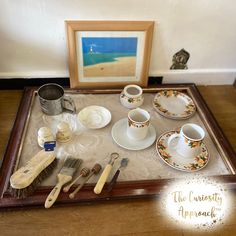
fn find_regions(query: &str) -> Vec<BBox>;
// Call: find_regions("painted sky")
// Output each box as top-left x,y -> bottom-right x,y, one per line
82,37 -> 137,54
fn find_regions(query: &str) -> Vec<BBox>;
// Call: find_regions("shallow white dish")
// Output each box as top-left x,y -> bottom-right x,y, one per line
111,118 -> 156,151
156,130 -> 209,172
153,90 -> 196,119
78,106 -> 111,129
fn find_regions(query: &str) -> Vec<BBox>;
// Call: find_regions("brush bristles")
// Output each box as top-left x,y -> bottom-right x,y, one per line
10,159 -> 58,199
63,157 -> 81,169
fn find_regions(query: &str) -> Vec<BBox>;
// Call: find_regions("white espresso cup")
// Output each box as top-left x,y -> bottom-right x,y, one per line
120,84 -> 144,109
168,123 -> 205,158
127,108 -> 150,140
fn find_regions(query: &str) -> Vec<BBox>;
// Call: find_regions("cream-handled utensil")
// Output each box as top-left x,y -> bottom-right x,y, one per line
44,157 -> 82,208
107,158 -> 129,192
69,163 -> 102,199
94,153 -> 119,194
63,167 -> 90,193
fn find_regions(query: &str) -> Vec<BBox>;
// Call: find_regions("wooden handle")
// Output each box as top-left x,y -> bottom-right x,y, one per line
69,172 -> 93,199
107,169 -> 120,192
45,175 -> 71,208
94,164 -> 112,194
44,182 -> 63,209
63,174 -> 82,193
69,183 -> 83,199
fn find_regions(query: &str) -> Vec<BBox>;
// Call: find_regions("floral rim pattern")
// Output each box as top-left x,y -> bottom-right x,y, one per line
184,137 -> 202,148
153,90 -> 196,119
120,92 -> 144,104
156,130 -> 209,172
128,118 -> 149,128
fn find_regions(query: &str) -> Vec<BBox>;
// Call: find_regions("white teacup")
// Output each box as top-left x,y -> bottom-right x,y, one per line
168,123 -> 205,158
127,108 -> 150,140
120,84 -> 144,109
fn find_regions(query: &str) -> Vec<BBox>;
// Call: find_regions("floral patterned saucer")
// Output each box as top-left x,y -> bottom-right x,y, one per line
153,90 -> 196,119
156,130 -> 209,172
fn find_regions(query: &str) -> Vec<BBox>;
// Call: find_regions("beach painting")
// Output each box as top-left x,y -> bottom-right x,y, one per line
81,37 -> 138,77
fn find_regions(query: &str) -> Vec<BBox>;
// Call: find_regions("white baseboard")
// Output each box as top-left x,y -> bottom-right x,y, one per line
0,71 -> 69,79
0,69 -> 235,85
151,69 -> 236,85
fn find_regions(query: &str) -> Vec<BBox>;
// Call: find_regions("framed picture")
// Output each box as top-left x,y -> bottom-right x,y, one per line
66,21 -> 154,88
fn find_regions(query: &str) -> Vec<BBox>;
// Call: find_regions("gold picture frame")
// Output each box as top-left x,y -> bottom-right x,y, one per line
66,21 -> 154,89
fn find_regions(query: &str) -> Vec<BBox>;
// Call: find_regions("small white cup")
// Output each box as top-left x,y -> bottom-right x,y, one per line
56,122 -> 72,143
127,108 -> 150,140
168,123 -> 205,158
120,84 -> 144,109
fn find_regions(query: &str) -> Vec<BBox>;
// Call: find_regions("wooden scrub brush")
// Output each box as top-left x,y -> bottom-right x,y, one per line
10,149 -> 57,199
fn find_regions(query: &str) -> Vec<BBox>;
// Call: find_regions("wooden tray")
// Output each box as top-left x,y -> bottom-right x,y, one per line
0,84 -> 235,209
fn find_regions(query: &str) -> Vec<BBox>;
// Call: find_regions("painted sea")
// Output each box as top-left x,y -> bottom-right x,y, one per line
83,52 -> 136,67
82,37 -> 137,77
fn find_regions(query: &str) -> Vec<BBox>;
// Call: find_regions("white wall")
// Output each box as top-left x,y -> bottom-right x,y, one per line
0,0 -> 236,84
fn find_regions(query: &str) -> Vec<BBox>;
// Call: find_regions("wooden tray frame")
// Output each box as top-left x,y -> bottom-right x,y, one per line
0,84 -> 235,209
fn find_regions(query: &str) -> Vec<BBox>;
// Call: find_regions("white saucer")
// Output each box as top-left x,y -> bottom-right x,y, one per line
153,90 -> 196,120
156,130 -> 210,172
111,118 -> 156,151
78,106 -> 111,129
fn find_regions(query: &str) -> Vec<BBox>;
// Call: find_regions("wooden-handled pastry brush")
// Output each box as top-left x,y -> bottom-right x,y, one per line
44,157 -> 81,208
10,149 -> 57,199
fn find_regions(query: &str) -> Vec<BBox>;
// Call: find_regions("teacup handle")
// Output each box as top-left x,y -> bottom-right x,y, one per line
63,96 -> 76,114
167,133 -> 181,150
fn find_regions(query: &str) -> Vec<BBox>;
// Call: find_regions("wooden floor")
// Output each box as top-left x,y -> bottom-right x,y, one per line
0,86 -> 235,236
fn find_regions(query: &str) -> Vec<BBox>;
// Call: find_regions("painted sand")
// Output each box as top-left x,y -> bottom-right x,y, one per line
83,57 -> 136,77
